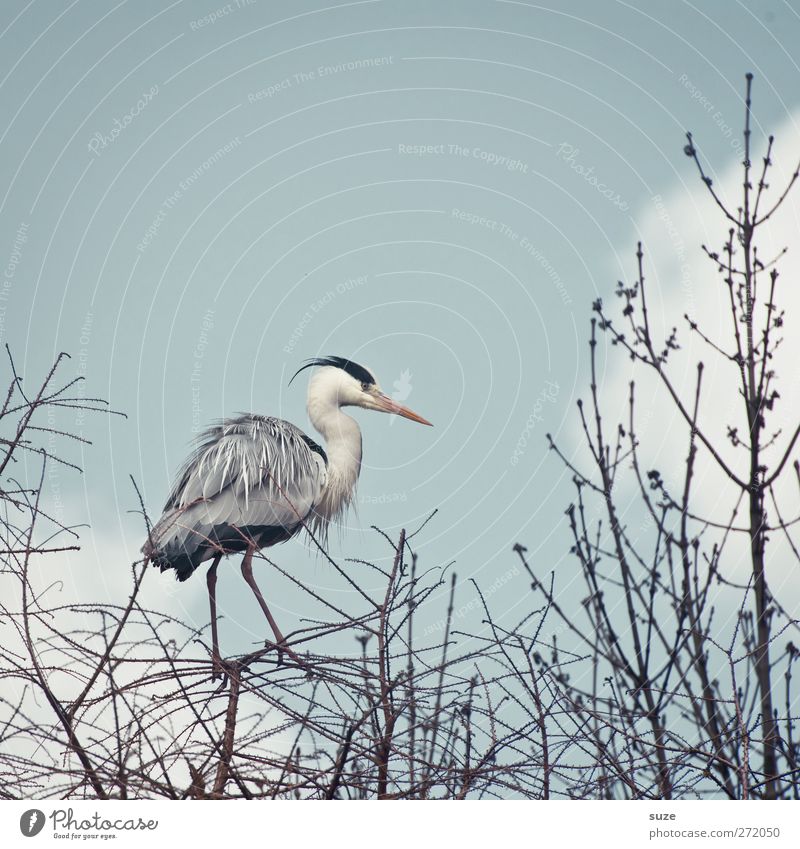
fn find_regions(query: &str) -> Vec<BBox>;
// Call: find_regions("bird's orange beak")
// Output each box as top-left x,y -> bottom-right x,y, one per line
372,392 -> 433,426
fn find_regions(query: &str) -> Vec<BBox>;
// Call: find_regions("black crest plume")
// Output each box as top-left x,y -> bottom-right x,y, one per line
289,356 -> 375,387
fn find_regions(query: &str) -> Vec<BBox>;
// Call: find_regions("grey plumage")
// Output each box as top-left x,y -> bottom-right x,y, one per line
143,415 -> 328,581
142,356 -> 431,673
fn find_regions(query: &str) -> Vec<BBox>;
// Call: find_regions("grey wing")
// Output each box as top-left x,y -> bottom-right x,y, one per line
145,415 -> 327,579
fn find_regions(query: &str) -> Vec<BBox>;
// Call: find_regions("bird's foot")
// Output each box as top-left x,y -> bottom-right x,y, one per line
271,638 -> 307,670
210,652 -> 233,683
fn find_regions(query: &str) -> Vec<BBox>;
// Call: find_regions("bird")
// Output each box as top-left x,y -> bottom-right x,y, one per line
142,355 -> 432,672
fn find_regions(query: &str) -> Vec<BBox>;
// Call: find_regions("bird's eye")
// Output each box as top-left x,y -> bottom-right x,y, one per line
361,382 -> 370,391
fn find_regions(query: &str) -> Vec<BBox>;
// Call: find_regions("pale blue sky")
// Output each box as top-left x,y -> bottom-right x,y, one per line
3,0 -> 799,654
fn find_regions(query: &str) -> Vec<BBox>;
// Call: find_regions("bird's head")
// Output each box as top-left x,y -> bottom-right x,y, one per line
290,356 -> 433,426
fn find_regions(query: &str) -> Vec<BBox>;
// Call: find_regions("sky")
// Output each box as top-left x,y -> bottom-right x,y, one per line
3,0 -> 800,661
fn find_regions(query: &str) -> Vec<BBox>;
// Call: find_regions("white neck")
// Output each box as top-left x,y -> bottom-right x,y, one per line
307,392 -> 362,533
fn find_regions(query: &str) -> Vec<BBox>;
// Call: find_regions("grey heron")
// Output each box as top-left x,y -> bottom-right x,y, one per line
142,356 -> 432,670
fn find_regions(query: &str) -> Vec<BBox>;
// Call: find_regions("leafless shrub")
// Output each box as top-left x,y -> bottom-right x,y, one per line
0,350 -> 552,799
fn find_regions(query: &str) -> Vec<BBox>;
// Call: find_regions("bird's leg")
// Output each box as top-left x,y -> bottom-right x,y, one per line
240,546 -> 301,665
206,554 -> 223,680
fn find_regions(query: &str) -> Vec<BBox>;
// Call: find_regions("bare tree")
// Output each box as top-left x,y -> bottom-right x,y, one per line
524,74 -> 800,799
